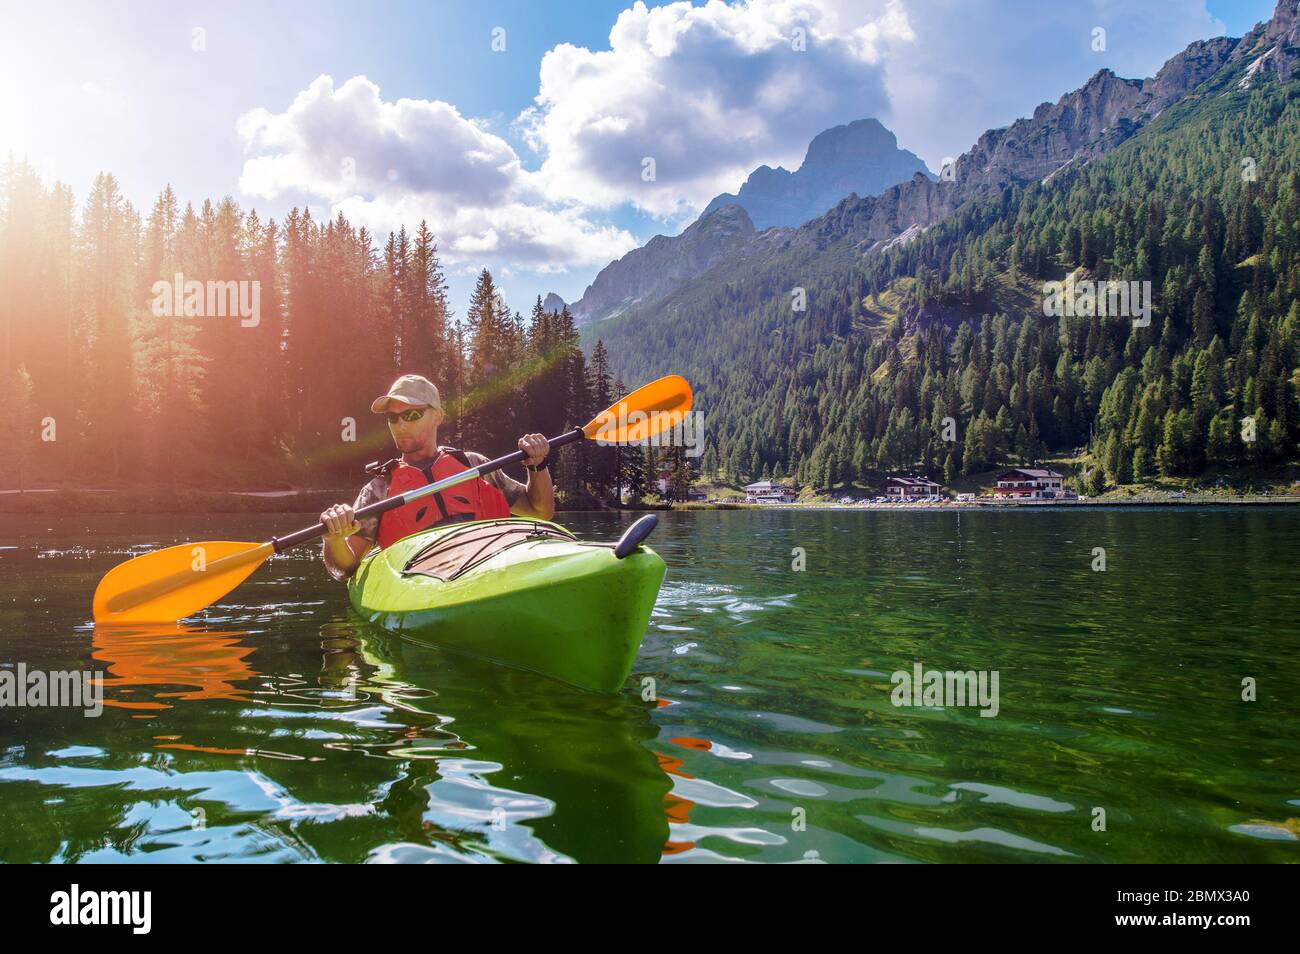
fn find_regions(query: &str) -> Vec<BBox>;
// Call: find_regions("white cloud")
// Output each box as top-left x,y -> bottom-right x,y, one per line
515,0 -> 1235,217
235,0 -> 1239,281
236,74 -> 636,269
516,0 -> 914,217
332,191 -> 636,272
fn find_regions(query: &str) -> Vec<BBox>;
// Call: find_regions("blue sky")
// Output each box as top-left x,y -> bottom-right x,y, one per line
0,0 -> 1279,315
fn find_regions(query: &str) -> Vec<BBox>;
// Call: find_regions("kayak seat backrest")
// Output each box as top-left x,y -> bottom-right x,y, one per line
402,520 -> 577,582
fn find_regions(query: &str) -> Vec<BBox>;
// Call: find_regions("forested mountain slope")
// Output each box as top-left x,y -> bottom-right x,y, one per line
589,1 -> 1300,491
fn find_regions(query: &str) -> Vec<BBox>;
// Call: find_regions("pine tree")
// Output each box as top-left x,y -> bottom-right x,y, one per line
0,165 -> 636,499
2,364 -> 35,490
463,269 -> 516,455
585,339 -> 617,503
79,173 -> 139,480
133,185 -> 204,487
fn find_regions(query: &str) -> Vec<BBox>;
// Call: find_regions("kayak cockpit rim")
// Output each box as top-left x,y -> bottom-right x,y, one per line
399,518 -> 577,582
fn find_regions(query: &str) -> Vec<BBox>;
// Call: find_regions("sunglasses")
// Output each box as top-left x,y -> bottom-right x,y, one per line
386,407 -> 429,424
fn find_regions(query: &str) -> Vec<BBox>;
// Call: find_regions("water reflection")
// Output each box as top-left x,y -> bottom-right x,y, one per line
5,508 -> 1298,862
81,618 -> 676,862
93,624 -> 257,712
344,622 -> 673,863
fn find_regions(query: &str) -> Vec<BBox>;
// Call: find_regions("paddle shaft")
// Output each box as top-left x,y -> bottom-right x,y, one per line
270,427 -> 586,552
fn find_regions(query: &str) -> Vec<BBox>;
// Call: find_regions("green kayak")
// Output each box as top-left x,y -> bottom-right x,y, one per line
347,517 -> 666,693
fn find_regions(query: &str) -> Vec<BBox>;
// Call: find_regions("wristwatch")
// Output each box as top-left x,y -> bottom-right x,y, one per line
525,456 -> 550,472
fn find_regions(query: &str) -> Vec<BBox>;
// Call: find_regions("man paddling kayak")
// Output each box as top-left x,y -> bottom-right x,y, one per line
322,374 -> 553,581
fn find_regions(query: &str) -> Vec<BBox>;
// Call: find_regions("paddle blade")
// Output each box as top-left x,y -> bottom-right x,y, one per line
92,541 -> 274,624
583,374 -> 693,443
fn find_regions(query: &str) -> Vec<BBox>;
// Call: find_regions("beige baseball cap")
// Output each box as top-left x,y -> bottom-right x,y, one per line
370,374 -> 442,413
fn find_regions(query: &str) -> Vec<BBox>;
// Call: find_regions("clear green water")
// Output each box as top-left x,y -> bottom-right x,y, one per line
1,508 -> 1298,863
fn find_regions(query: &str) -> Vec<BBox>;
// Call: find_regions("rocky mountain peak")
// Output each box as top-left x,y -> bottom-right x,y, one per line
800,118 -> 900,171
1236,0 -> 1300,86
569,119 -> 927,325
568,204 -> 755,324
812,29 -> 1244,254
1266,0 -> 1299,45
701,118 -> 930,230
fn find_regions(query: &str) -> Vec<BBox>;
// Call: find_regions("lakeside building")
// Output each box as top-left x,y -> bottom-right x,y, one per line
995,468 -> 1067,499
744,480 -> 796,503
884,476 -> 943,498
654,458 -> 702,501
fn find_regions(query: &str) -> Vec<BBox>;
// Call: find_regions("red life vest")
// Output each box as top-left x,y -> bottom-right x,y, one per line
376,447 -> 512,549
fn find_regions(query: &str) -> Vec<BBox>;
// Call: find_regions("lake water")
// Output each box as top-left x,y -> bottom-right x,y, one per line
1,508 -> 1297,863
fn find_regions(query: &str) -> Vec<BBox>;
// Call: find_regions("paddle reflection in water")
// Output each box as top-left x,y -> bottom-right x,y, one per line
93,624 -> 258,713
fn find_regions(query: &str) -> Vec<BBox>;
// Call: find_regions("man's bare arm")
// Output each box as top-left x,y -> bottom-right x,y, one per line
506,433 -> 554,520
511,466 -> 555,520
321,503 -> 375,579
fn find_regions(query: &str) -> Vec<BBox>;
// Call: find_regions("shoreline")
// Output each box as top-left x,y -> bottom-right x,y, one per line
676,495 -> 1300,511
1,486 -> 1297,515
